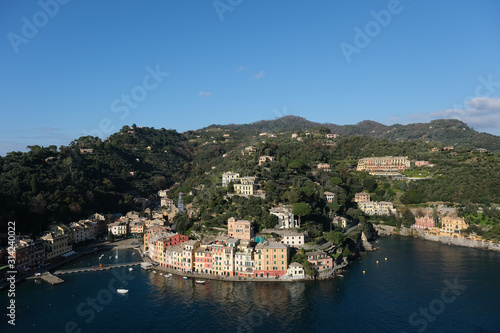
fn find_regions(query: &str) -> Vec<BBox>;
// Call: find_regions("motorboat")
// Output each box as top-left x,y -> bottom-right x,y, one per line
165,273 -> 173,278
140,262 -> 153,270
182,277 -> 188,280
129,268 -> 133,271
195,280 -> 205,285
117,289 -> 128,294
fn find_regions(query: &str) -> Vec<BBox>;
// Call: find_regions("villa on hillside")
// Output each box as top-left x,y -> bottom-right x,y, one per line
269,205 -> 297,229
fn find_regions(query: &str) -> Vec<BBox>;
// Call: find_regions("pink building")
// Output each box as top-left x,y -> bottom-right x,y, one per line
317,163 -> 331,172
355,192 -> 371,202
195,245 -> 213,274
414,215 -> 435,230
307,250 -> 333,271
415,161 -> 430,167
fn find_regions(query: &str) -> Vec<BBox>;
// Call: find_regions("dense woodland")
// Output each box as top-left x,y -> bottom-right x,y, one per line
1,117 -> 500,242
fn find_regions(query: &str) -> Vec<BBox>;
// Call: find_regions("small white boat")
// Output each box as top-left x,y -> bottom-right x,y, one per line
182,277 -> 188,280
152,270 -> 156,274
140,262 -> 153,270
99,254 -> 104,260
338,274 -> 344,278
160,273 -> 163,276
117,289 -> 128,294
195,280 -> 205,285
129,268 -> 133,271
115,255 -> 118,259
165,273 -> 173,278
109,256 -> 112,259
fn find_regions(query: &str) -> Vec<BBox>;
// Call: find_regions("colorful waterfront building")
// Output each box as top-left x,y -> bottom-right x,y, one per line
254,241 -> 288,278
194,244 -> 213,274
182,240 -> 200,272
307,250 -> 333,271
234,241 -> 255,277
440,216 -> 469,238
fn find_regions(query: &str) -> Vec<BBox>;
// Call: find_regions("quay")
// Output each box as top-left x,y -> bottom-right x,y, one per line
35,272 -> 64,285
54,262 -> 142,275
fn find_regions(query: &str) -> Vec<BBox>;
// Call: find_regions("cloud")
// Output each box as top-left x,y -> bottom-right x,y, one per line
253,70 -> 266,79
467,96 -> 500,111
395,97 -> 500,134
198,91 -> 212,98
236,66 -> 246,73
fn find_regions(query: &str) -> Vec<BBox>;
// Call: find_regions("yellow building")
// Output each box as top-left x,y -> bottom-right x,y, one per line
440,216 -> 469,238
40,233 -> 72,261
356,156 -> 410,172
254,241 -> 288,278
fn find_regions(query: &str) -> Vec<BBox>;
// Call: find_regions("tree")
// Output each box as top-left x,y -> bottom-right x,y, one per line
227,182 -> 234,193
329,177 -> 342,186
108,232 -> 115,243
323,231 -> 346,245
293,202 -> 311,228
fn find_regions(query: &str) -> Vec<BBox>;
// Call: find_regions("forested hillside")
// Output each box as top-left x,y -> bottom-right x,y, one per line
1,118 -> 500,237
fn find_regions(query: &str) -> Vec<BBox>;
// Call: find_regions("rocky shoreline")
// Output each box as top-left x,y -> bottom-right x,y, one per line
374,224 -> 500,252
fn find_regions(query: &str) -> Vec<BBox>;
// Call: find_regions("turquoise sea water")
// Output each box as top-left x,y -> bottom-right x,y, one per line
2,236 -> 500,333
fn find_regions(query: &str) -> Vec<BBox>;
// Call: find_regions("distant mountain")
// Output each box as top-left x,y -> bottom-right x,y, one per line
206,116 -> 500,152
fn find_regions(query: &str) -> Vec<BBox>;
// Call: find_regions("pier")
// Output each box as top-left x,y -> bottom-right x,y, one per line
39,272 -> 65,285
54,262 -> 142,275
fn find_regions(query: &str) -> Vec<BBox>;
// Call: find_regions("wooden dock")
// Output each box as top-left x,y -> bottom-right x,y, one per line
54,262 -> 142,275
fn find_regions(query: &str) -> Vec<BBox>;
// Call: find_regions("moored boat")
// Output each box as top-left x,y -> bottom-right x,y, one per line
140,262 -> 153,270
117,289 -> 128,294
182,276 -> 188,280
195,280 -> 205,285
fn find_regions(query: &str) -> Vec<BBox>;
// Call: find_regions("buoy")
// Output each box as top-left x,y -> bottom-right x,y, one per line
376,261 -> 379,264
385,258 -> 387,261
363,271 -> 365,274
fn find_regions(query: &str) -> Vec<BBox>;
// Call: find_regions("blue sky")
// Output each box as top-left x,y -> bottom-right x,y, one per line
1,0 -> 500,155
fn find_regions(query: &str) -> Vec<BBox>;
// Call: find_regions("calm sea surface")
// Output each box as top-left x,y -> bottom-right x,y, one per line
2,236 -> 500,333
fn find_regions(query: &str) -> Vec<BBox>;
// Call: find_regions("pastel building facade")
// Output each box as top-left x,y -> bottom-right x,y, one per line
414,215 -> 435,230
280,232 -> 305,248
317,163 -> 331,172
357,201 -> 396,216
307,250 -> 333,271
254,241 -> 288,278
228,217 -> 254,240
287,262 -> 305,279
356,156 -> 410,172
441,216 -> 469,237
324,191 -> 335,203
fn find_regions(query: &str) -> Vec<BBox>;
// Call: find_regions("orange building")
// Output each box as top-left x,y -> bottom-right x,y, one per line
254,241 -> 288,278
227,217 -> 254,240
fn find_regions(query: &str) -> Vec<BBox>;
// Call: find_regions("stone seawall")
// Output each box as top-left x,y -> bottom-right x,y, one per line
374,225 -> 500,252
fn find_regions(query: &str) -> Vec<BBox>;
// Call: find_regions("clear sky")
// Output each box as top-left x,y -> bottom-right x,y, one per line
1,0 -> 500,155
